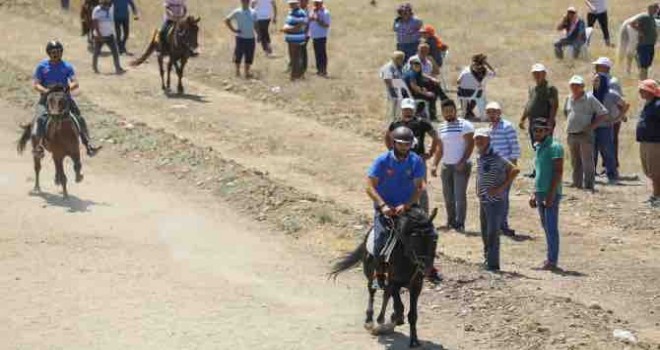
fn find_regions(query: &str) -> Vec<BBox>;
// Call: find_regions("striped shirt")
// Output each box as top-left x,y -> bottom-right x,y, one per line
438,118 -> 474,165
489,118 -> 521,161
477,147 -> 509,203
285,7 -> 308,43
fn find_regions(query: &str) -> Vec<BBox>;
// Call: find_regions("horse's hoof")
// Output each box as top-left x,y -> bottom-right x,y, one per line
391,314 -> 405,326
54,178 -> 61,186
409,339 -> 421,348
372,322 -> 395,335
177,87 -> 184,94
75,174 -> 84,183
363,322 -> 374,331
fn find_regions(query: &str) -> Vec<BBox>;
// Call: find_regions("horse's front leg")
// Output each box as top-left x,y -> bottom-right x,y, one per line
176,57 -> 187,94
390,285 -> 405,326
72,151 -> 83,183
53,155 -> 68,199
166,58 -> 173,91
158,54 -> 166,91
31,138 -> 42,193
407,279 -> 423,348
376,286 -> 391,325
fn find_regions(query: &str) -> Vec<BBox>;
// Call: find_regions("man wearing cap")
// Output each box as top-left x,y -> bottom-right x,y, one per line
282,0 -> 308,80
385,98 -> 439,213
520,63 -> 558,177
474,128 -> 520,272
367,126 -> 441,285
393,3 -> 423,61
309,0 -> 330,77
585,0 -> 612,47
637,79 -> 660,207
380,51 -> 406,121
554,7 -> 587,59
631,3 -> 659,80
529,118 -> 564,271
486,101 -> 521,236
564,74 -> 609,190
592,56 -> 621,94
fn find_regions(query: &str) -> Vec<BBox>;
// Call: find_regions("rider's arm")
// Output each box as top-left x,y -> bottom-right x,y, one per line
68,76 -> 79,92
366,176 -> 387,209
33,80 -> 49,94
405,178 -> 424,210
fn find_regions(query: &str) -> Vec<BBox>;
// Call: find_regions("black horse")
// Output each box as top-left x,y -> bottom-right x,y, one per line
331,207 -> 438,348
130,16 -> 201,94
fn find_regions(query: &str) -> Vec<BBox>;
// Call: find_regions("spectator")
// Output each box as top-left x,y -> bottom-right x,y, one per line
431,99 -> 475,233
405,42 -> 434,75
519,63 -> 559,177
598,77 -> 630,180
251,0 -> 277,55
554,7 -> 586,59
486,102 -> 521,237
563,75 -> 608,191
631,3 -> 659,80
379,51 -> 406,122
300,0 -> 310,75
584,0 -> 612,46
225,0 -> 258,78
529,118 -> 564,271
636,79 -> 660,207
403,56 -> 448,120
593,57 -> 624,172
385,98 -> 439,213
113,0 -> 139,55
457,54 -> 496,120
282,0 -> 308,80
419,24 -> 447,69
92,0 -> 125,75
309,0 -> 330,77
393,3 -> 423,60
474,128 -> 519,272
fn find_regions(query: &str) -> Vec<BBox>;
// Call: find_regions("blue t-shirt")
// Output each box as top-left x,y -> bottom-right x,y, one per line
227,7 -> 257,39
403,69 -> 424,98
113,0 -> 136,20
33,59 -> 76,87
285,7 -> 308,43
367,150 -> 426,207
636,97 -> 660,143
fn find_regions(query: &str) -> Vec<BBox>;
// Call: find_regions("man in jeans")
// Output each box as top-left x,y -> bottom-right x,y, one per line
431,99 -> 475,232
563,75 -> 608,190
475,128 -> 519,272
585,0 -> 612,46
251,0 -> 277,55
113,0 -> 139,54
554,7 -> 586,59
529,119 -> 564,271
282,0 -> 307,80
92,0 -> 125,74
486,102 -> 521,236
393,3 -> 423,60
309,0 -> 330,77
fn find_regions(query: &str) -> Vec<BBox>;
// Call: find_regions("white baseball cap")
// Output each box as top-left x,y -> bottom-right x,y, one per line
531,63 -> 547,72
400,98 -> 416,110
485,101 -> 501,111
567,6 -> 577,13
569,75 -> 585,85
473,128 -> 491,138
287,0 -> 300,3
592,56 -> 613,68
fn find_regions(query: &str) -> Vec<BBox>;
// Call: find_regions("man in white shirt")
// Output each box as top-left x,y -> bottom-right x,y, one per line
380,51 -> 406,122
585,0 -> 612,46
92,0 -> 125,74
252,0 -> 277,55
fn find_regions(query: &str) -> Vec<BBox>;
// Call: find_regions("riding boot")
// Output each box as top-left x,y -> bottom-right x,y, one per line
424,238 -> 442,284
76,115 -> 102,157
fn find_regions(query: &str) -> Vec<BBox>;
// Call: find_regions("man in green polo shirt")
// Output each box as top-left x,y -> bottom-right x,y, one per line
631,3 -> 659,80
529,118 -> 564,271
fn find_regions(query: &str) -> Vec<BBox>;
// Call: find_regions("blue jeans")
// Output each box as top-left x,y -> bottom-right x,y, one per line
594,126 -> 617,180
535,193 -> 561,265
554,38 -> 583,59
61,0 -> 69,9
501,184 -> 512,230
479,201 -> 506,269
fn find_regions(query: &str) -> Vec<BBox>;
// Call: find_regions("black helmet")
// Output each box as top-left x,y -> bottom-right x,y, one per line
46,41 -> 64,54
391,126 -> 414,144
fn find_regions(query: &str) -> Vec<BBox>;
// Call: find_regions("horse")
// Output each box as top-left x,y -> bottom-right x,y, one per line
617,13 -> 660,75
130,16 -> 201,94
80,0 -> 99,49
17,85 -> 84,199
330,207 -> 438,348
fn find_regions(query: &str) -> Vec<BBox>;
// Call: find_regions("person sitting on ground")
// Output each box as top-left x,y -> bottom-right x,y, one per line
554,6 -> 587,59
457,54 -> 496,120
380,51 -> 407,122
403,56 -> 448,120
32,41 -> 101,157
419,24 -> 447,69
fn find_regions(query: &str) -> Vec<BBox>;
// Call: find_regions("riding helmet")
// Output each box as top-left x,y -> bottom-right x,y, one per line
46,40 -> 64,54
391,126 -> 414,144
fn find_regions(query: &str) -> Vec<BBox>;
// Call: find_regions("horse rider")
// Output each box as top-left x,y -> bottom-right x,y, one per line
32,41 -> 101,157
160,0 -> 197,56
367,126 -> 442,287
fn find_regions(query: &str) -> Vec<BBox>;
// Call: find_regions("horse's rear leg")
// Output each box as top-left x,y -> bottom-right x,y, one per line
407,281 -> 423,348
158,55 -> 167,91
166,58 -> 173,91
72,153 -> 83,183
53,156 -> 68,198
32,155 -> 42,193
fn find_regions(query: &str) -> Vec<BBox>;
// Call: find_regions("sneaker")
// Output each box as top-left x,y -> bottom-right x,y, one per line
454,225 -> 465,233
425,268 -> 443,284
643,196 -> 658,204
539,261 -> 557,271
501,228 -> 516,237
607,179 -> 619,186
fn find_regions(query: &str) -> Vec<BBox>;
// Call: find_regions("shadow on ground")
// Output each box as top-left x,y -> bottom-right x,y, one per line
29,190 -> 109,213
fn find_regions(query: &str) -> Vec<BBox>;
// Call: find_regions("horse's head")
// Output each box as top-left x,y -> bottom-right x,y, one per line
179,16 -> 201,53
395,207 -> 437,257
45,84 -> 70,116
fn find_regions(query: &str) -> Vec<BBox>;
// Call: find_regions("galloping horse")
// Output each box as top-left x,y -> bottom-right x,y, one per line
130,16 -> 201,94
80,0 -> 99,49
17,85 -> 84,199
331,207 -> 438,348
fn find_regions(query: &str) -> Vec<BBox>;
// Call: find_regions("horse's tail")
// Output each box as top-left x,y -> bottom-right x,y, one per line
329,234 -> 368,278
17,123 -> 32,154
130,30 -> 159,67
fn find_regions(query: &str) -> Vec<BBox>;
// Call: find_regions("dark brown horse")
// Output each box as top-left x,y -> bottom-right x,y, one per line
17,86 -> 84,199
80,0 -> 99,48
130,16 -> 200,94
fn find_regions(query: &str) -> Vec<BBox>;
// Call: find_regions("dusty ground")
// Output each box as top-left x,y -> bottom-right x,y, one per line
0,1 -> 659,349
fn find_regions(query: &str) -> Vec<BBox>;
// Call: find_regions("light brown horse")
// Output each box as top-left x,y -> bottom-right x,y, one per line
130,16 -> 200,94
17,86 -> 84,199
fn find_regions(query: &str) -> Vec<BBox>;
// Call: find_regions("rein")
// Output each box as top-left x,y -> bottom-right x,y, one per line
384,215 -> 428,283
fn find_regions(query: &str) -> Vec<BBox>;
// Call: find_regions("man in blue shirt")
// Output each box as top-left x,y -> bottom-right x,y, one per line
282,0 -> 307,80
113,0 -> 139,55
367,126 -> 441,285
225,0 -> 257,78
32,41 -> 101,157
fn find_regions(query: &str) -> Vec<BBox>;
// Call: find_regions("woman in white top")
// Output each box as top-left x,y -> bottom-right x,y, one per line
457,54 -> 496,120
252,0 -> 277,55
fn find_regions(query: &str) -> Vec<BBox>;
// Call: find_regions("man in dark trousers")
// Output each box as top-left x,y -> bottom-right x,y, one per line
113,0 -> 139,55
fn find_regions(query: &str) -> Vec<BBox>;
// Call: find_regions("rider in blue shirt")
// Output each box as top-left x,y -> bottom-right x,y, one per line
367,126 -> 441,285
32,41 -> 101,157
